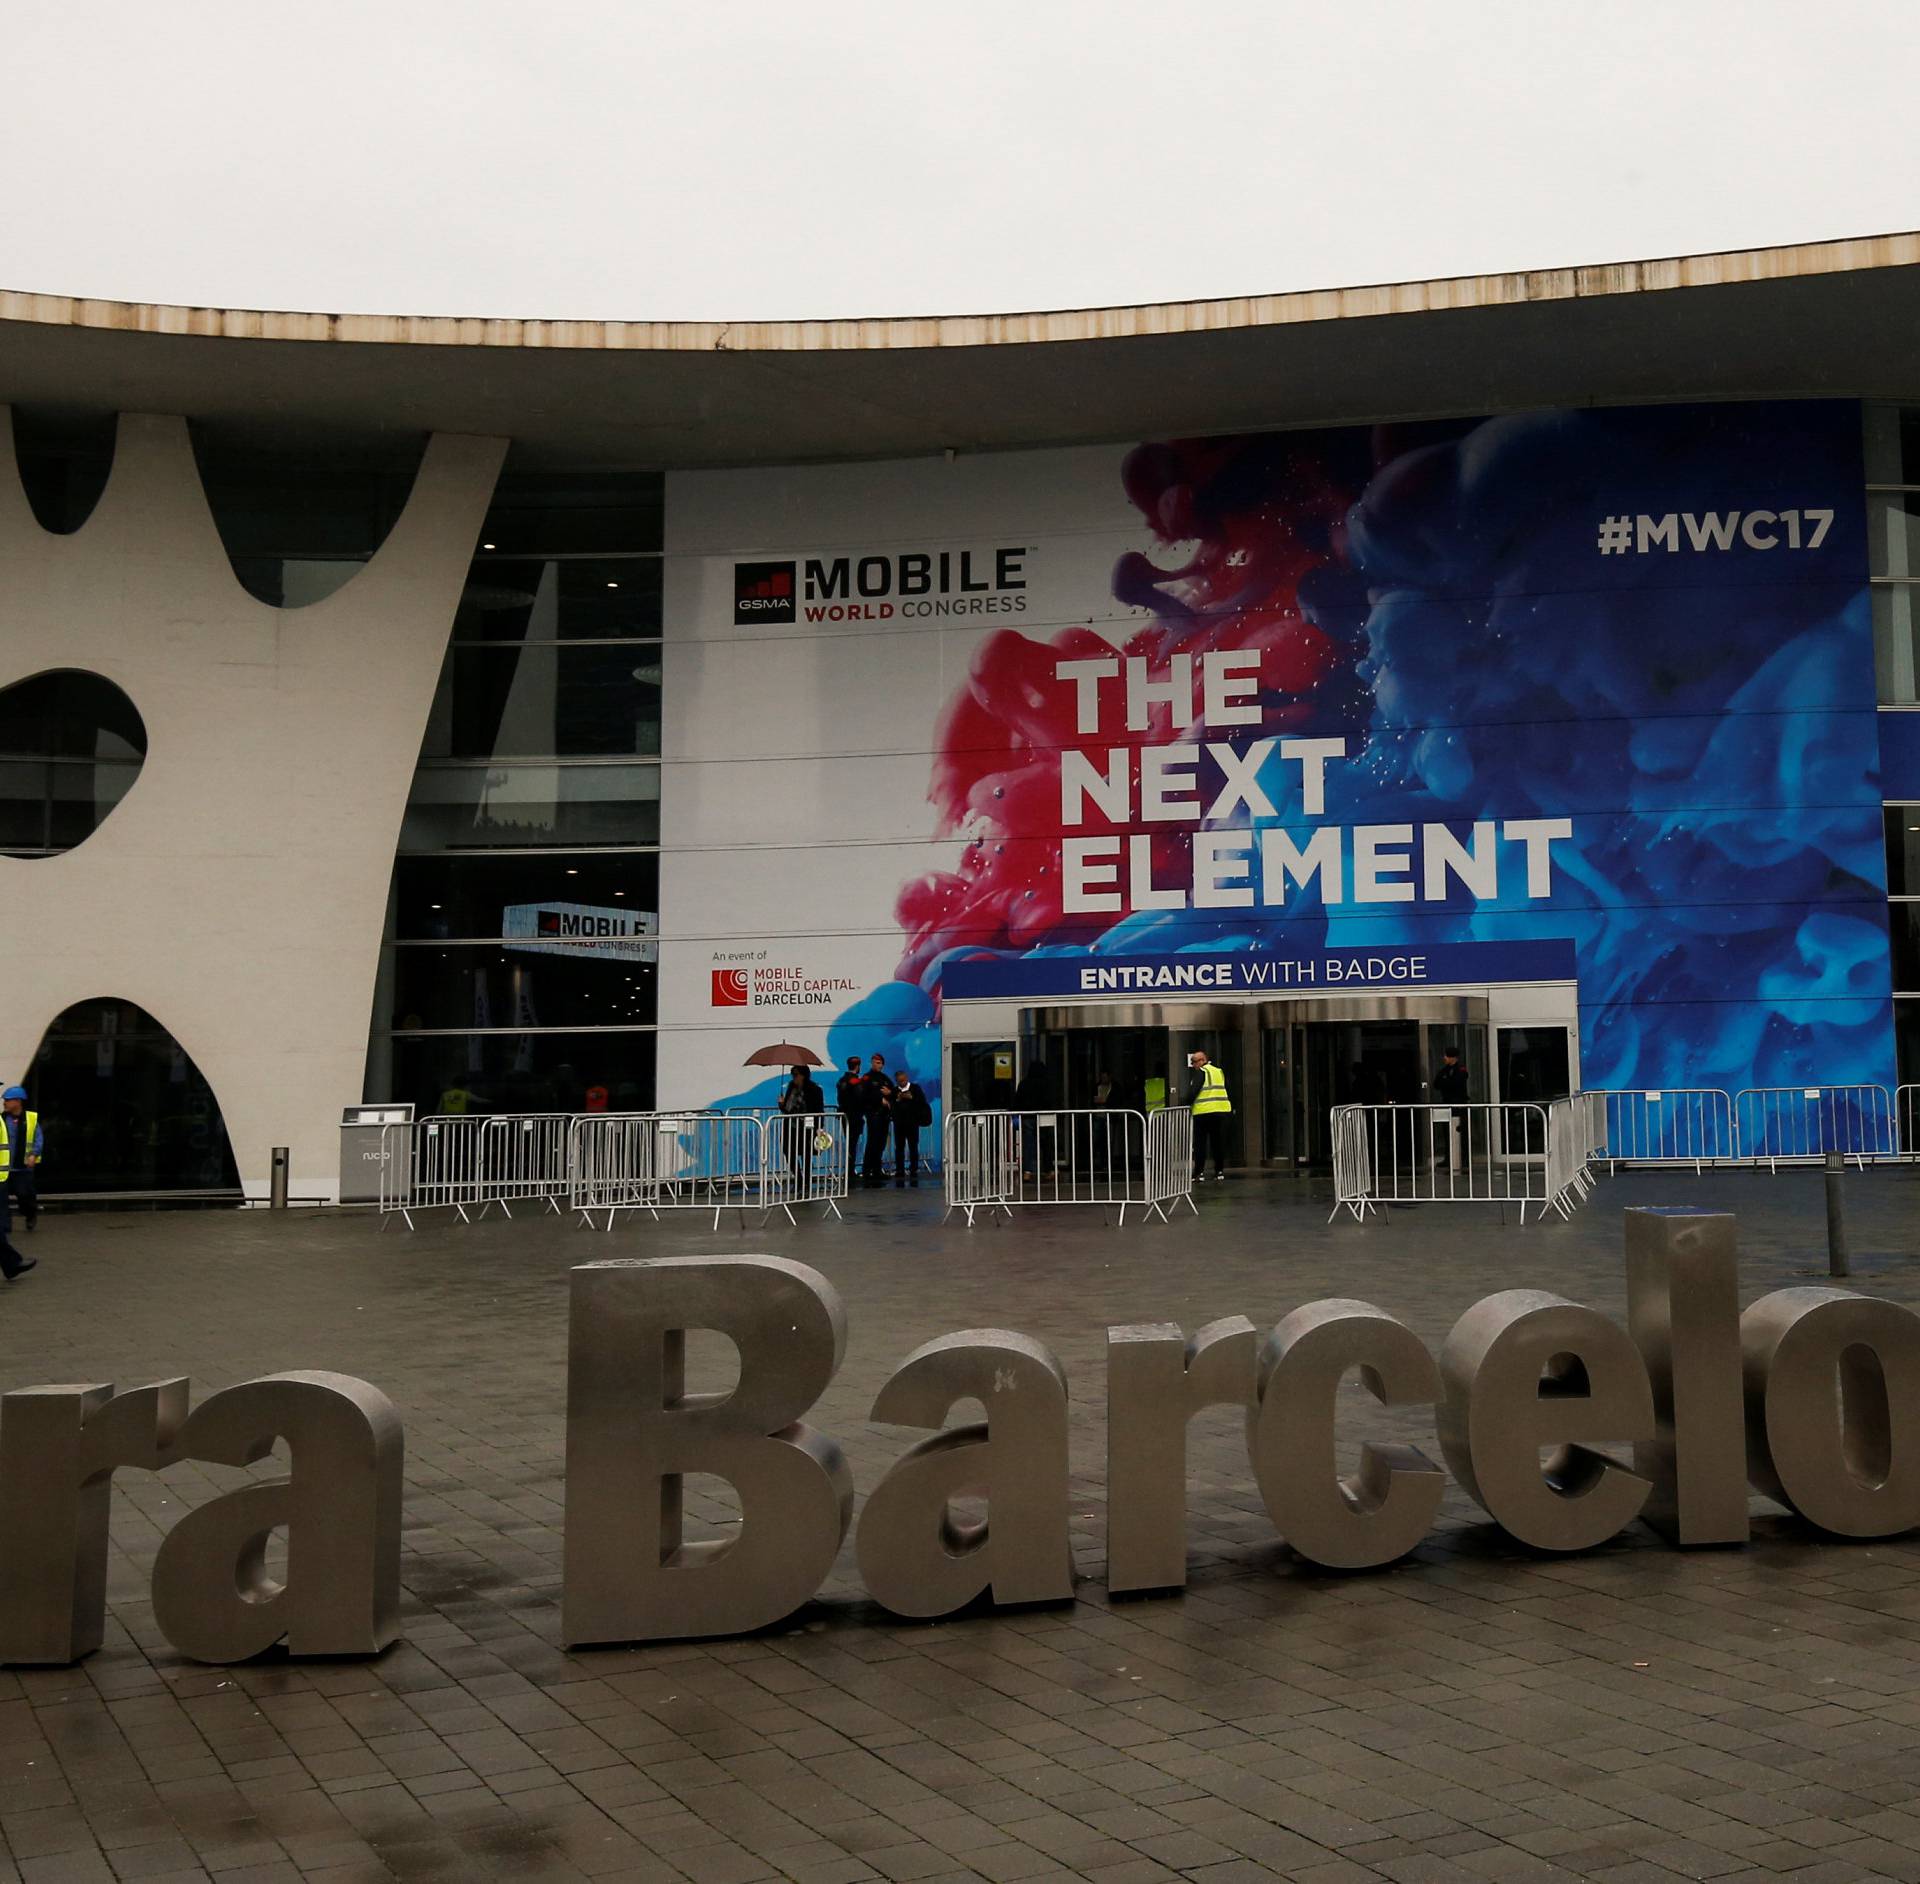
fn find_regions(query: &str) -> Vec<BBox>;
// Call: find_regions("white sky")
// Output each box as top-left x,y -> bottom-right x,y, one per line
9,0 -> 1919,323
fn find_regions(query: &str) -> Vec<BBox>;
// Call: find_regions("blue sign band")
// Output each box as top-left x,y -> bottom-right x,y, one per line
941,939 -> 1578,1002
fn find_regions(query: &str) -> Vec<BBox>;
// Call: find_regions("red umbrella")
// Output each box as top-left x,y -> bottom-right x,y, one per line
742,1042 -> 828,1068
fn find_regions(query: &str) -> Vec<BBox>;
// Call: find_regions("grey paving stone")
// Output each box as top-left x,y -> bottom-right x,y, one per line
1,1170 -> 1918,1882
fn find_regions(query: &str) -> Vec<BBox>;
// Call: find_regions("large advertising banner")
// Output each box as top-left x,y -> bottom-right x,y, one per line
659,401 -> 1889,1119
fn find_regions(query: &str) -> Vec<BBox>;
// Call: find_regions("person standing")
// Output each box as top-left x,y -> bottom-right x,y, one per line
835,1055 -> 868,1178
861,1054 -> 894,1188
1432,1045 -> 1470,1171
777,1063 -> 825,1185
1186,1050 -> 1233,1183
891,1075 -> 932,1187
2,1087 -> 40,1234
0,1101 -> 38,1282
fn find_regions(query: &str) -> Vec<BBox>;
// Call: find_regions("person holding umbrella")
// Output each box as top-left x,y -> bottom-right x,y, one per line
741,1042 -> 833,1188
777,1061 -> 826,1182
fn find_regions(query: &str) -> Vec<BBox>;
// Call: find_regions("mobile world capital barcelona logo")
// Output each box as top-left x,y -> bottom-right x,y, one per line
710,968 -> 750,1006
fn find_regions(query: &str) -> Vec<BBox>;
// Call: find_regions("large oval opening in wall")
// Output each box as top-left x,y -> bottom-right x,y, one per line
22,1000 -> 240,1201
0,669 -> 147,858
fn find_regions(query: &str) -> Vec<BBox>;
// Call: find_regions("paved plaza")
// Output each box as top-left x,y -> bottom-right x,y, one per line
2,1168 -> 1919,1884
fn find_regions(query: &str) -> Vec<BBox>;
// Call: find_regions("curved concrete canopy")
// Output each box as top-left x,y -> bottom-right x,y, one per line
3,231 -> 1919,469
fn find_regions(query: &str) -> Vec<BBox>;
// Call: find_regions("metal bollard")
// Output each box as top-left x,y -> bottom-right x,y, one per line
270,1147 -> 290,1211
1823,1149 -> 1849,1278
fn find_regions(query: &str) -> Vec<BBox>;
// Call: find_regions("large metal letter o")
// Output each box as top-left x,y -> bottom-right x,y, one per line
1741,1287 -> 1920,1538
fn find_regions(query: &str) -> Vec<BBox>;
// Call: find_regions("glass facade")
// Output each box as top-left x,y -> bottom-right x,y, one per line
1895,804 -> 1920,1086
1867,406 -> 1920,704
370,456 -> 666,1117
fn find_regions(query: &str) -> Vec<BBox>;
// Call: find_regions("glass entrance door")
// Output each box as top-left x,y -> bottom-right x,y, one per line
1263,1014 -> 1482,1170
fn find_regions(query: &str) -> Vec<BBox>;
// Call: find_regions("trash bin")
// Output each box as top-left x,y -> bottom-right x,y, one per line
339,1103 -> 413,1205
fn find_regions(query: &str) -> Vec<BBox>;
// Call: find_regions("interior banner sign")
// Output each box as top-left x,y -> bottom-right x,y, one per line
5,1212 -> 1917,1666
502,900 -> 659,964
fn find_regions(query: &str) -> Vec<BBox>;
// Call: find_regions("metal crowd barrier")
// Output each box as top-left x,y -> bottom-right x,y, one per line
942,1108 -> 1196,1226
1586,1088 -> 1738,1172
378,1109 -> 850,1229
378,1115 -> 487,1229
1903,1085 -> 1920,1160
761,1112 -> 850,1222
1330,1099 -> 1581,1224
1732,1085 -> 1897,1171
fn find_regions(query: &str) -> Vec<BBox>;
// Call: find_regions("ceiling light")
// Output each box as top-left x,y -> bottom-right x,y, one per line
566,868 -> 579,875
607,581 -> 619,589
430,903 -> 442,910
482,541 -> 496,550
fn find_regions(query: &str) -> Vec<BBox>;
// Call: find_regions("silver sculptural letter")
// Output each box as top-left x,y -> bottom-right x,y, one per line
1105,1317 -> 1254,1593
1439,1290 -> 1654,1551
1250,1301 -> 1445,1570
856,1330 -> 1073,1617
0,1380 -> 188,1665
562,1256 -> 853,1646
149,1372 -> 403,1664
1624,1208 -> 1748,1545
1742,1287 -> 1920,1537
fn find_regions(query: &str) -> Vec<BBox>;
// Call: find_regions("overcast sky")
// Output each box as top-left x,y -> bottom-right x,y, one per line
9,1 -> 1918,324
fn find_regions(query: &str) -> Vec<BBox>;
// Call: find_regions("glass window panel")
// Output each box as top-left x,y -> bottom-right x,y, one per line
1893,903 -> 1920,994
1898,998 -> 1920,1088
477,469 -> 663,556
400,763 -> 660,850
1876,586 -> 1920,704
428,642 -> 662,759
393,852 -> 660,939
1888,806 -> 1920,900
390,1030 -> 656,1118
455,557 -> 663,641
1865,407 -> 1920,487
1868,496 -> 1920,580
46,761 -> 142,849
0,761 -> 48,853
0,669 -> 148,760
391,944 -> 657,1030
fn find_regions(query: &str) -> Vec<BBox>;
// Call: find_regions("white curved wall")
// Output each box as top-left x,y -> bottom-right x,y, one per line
0,413 -> 506,1199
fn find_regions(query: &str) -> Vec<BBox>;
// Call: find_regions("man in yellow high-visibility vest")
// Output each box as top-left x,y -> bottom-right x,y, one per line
1186,1050 -> 1233,1184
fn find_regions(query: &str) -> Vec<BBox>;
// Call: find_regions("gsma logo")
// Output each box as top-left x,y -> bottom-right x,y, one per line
711,968 -> 750,1007
733,560 -> 796,626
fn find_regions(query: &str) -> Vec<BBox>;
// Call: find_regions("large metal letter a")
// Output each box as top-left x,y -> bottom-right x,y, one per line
562,1257 -> 853,1646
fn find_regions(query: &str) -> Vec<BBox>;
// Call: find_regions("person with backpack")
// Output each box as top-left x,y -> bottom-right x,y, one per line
891,1075 -> 933,1187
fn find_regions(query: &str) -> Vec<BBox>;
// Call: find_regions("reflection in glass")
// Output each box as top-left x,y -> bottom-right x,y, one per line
400,763 -> 660,849
425,640 -> 663,759
1887,805 -> 1920,901
27,999 -> 240,1194
392,946 -> 658,1030
1876,586 -> 1919,704
393,1030 -> 656,1118
1868,496 -> 1920,581
393,852 -> 661,937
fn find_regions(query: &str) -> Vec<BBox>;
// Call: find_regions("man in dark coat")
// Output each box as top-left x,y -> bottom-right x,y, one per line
835,1055 -> 868,1176
891,1075 -> 933,1186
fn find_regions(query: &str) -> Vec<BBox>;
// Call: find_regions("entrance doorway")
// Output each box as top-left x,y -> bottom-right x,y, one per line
1262,1001 -> 1489,1171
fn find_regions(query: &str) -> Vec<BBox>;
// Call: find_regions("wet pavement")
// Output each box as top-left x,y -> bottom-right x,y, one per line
1,1165 -> 1919,1882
